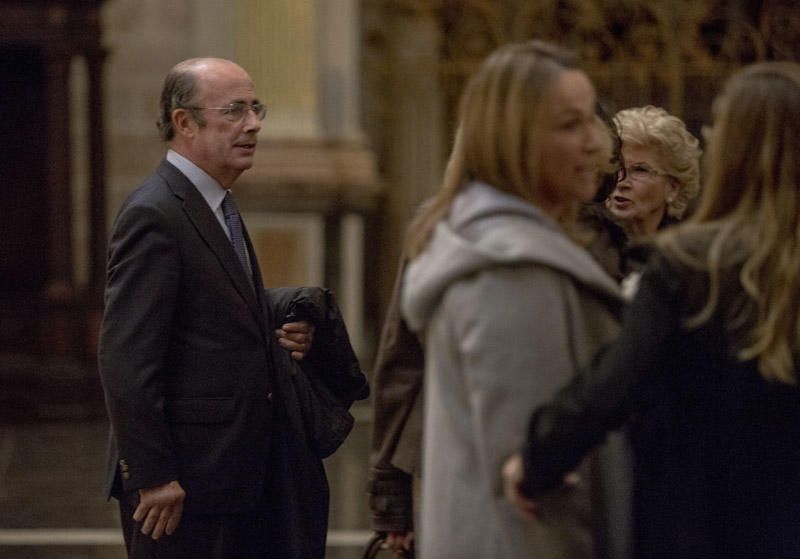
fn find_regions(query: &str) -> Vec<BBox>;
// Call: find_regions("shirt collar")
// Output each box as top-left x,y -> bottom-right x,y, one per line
166,149 -> 228,212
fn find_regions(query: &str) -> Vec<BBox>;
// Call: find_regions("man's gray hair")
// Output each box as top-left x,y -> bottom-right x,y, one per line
156,61 -> 206,141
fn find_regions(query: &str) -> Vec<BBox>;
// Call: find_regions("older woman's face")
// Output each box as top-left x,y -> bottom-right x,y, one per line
606,144 -> 677,237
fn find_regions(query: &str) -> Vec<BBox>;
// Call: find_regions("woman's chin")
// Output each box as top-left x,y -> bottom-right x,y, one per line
607,207 -> 632,223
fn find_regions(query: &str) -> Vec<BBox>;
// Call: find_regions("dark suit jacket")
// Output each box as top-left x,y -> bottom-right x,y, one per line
98,159 -> 275,515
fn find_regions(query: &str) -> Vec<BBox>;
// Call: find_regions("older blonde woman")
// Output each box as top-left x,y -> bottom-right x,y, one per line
606,106 -> 701,238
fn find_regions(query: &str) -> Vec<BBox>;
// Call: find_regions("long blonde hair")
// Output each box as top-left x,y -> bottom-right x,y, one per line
659,62 -> 800,384
404,41 -> 582,259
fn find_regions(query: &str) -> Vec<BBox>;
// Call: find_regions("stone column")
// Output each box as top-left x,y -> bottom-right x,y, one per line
236,0 -> 320,138
232,0 -> 379,358
386,6 -> 444,217
43,48 -> 74,302
377,4 -> 445,315
316,0 -> 362,141
86,47 -> 108,298
316,0 -> 368,354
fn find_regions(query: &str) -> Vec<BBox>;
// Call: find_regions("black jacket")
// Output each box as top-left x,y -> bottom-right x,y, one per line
521,241 -> 800,559
367,257 -> 424,533
265,286 -> 369,559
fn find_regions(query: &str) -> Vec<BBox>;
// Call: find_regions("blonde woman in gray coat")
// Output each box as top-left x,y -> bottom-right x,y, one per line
400,41 -> 623,559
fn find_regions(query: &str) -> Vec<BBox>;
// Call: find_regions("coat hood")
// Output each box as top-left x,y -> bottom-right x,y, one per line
401,181 -> 621,332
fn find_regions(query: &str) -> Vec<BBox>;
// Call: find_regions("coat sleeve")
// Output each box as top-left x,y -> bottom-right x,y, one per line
98,201 -> 181,493
443,264 -> 583,500
521,253 -> 681,496
368,258 -> 424,532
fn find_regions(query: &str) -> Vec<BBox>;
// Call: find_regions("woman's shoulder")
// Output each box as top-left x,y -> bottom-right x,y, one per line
638,226 -> 737,311
653,224 -> 721,267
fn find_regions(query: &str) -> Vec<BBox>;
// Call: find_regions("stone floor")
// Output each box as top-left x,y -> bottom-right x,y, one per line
0,396 -> 373,559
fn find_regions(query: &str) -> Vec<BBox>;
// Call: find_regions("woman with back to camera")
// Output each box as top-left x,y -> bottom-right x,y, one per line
399,40 -> 623,558
503,61 -> 800,559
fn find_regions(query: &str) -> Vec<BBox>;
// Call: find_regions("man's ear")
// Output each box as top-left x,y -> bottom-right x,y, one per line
172,108 -> 196,139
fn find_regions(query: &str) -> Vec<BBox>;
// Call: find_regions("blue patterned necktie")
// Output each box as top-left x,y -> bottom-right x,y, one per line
221,192 -> 250,277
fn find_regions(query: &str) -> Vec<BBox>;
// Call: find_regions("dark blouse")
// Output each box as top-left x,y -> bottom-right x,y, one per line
580,203 -> 679,282
521,243 -> 800,559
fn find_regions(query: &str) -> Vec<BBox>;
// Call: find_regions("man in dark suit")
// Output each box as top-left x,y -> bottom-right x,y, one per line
98,57 -> 315,558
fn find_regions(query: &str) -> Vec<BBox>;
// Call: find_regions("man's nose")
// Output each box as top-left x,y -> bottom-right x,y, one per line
243,109 -> 261,132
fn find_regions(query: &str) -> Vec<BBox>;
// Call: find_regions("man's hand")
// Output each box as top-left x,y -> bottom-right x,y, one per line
276,320 -> 316,361
382,531 -> 414,557
501,453 -> 539,519
133,480 -> 185,539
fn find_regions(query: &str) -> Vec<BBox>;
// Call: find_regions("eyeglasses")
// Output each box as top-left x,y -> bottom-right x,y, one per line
617,163 -> 671,183
184,101 -> 267,122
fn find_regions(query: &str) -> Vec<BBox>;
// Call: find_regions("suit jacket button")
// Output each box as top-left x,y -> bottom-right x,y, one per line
267,392 -> 273,401
121,472 -> 131,481
119,459 -> 127,466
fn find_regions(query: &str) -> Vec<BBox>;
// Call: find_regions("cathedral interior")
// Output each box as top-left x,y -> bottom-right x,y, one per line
0,0 -> 797,557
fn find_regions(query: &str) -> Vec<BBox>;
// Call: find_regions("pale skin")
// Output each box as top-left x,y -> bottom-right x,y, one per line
133,481 -> 186,540
536,69 -> 602,220
605,144 -> 678,239
383,531 -> 415,556
501,453 -> 582,520
132,58 -> 316,539
276,321 -> 316,362
501,453 -> 539,520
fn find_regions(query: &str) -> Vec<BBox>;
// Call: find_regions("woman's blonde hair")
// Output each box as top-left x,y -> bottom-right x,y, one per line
404,41 -> 585,259
659,62 -> 800,384
615,106 -> 702,218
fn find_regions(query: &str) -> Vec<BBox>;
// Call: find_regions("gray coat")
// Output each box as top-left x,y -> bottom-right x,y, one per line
402,182 -> 623,559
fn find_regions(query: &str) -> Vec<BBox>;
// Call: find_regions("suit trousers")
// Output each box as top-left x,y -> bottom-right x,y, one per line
118,486 -> 281,559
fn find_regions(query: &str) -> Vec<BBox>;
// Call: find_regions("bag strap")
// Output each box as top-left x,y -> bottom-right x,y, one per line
362,533 -> 385,559
362,533 -> 415,559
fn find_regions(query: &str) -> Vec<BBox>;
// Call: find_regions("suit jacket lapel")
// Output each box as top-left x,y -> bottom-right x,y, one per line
243,224 -> 270,324
157,160 -> 265,334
